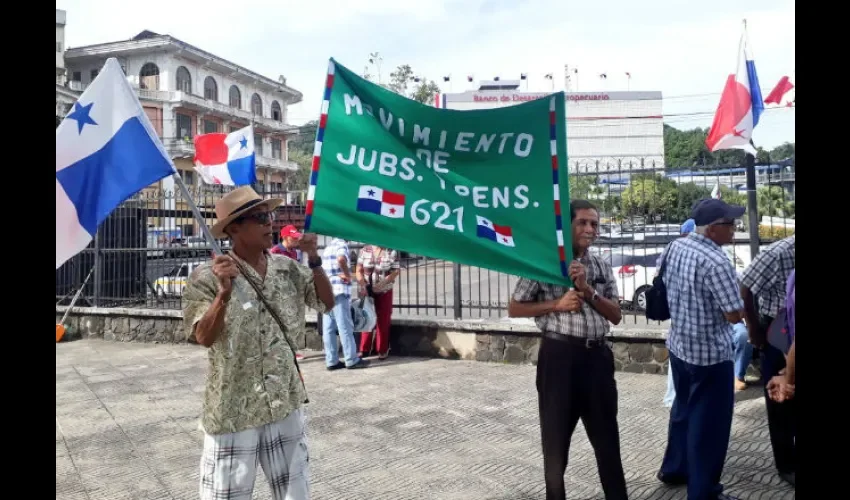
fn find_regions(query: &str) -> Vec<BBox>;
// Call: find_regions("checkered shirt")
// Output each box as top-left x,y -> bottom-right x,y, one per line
512,252 -> 618,339
740,235 -> 795,319
322,238 -> 351,297
663,233 -> 745,366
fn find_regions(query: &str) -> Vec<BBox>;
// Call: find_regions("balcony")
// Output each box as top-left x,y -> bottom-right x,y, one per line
137,89 -> 296,134
161,139 -> 297,172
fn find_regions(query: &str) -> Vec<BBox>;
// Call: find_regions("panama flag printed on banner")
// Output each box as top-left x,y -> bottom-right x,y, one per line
476,216 -> 515,247
356,185 -> 406,218
56,58 -> 174,269
705,23 -> 765,156
193,125 -> 257,186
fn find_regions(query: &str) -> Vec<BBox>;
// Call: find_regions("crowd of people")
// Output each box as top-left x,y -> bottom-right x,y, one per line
180,186 -> 795,500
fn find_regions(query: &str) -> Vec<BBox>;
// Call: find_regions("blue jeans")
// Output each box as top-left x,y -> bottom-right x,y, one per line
322,294 -> 361,368
663,322 -> 751,407
661,354 -> 734,500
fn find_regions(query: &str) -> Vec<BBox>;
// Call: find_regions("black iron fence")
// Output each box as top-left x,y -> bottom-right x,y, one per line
56,159 -> 795,323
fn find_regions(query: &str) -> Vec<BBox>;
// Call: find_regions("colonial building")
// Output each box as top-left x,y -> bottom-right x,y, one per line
62,30 -> 302,194
55,9 -> 76,125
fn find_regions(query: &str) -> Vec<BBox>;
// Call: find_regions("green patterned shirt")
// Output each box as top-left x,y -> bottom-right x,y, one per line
182,252 -> 327,435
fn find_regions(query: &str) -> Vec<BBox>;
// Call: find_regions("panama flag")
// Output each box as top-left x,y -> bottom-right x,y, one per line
705,23 -> 765,156
764,73 -> 795,108
193,125 -> 257,186
356,185 -> 406,218
476,215 -> 515,247
56,58 -> 174,269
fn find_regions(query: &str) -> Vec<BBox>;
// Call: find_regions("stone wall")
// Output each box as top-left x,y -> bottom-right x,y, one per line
57,307 -> 670,374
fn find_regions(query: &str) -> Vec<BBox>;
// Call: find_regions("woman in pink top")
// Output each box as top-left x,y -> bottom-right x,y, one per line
356,245 -> 400,359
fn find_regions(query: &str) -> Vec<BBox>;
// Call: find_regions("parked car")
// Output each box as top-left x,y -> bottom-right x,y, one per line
151,261 -> 205,297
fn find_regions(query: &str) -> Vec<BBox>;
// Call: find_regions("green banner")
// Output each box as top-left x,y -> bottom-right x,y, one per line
305,59 -> 572,286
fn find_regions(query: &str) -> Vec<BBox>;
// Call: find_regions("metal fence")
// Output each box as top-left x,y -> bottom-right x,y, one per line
56,159 -> 795,323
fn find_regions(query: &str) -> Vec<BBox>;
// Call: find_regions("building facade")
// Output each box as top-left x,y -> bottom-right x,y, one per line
62,30 -> 302,195
440,81 -> 664,171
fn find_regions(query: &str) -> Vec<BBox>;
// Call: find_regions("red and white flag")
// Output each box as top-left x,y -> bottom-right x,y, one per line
764,73 -> 795,107
705,24 -> 765,156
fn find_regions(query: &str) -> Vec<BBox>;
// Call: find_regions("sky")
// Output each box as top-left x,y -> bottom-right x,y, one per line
56,0 -> 795,149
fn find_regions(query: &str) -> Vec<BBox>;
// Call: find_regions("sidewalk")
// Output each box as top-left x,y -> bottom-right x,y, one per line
56,340 -> 792,500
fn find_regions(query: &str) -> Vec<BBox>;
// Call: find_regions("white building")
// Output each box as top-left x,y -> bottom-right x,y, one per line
55,9 -> 77,125
61,30 -> 302,195
440,81 -> 664,172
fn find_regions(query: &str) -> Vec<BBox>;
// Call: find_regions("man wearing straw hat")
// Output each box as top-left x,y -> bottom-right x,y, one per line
183,186 -> 334,500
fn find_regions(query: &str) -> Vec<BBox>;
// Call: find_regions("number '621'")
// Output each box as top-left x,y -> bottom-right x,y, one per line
410,200 -> 465,233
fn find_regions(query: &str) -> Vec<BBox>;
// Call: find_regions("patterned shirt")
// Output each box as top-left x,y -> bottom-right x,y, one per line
182,252 -> 327,435
663,234 -> 744,366
358,246 -> 400,294
322,238 -> 351,297
512,252 -> 618,339
740,235 -> 795,319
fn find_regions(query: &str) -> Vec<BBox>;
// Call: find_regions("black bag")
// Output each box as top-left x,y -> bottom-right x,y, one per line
645,248 -> 672,321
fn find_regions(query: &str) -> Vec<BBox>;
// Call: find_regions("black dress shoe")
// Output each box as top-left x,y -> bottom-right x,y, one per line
326,361 -> 345,371
656,470 -> 687,486
779,472 -> 795,488
346,359 -> 371,369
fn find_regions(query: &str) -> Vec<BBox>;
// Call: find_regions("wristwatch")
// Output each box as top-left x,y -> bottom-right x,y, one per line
308,256 -> 323,269
591,290 -> 600,302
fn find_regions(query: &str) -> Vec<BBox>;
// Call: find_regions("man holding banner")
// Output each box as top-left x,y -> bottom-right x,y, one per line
509,199 -> 627,500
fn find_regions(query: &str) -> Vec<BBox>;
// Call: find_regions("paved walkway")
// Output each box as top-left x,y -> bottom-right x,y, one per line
56,340 -> 794,500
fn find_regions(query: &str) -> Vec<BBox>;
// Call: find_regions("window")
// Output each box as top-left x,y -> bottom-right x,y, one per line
56,41 -> 62,52
251,93 -> 263,116
203,120 -> 219,134
254,134 -> 264,156
176,113 -> 193,139
176,66 -> 191,93
139,62 -> 160,90
271,101 -> 282,121
90,69 -> 98,81
271,139 -> 282,159
229,85 -> 241,108
72,71 -> 81,82
182,170 -> 196,186
229,125 -> 241,133
203,76 -> 218,101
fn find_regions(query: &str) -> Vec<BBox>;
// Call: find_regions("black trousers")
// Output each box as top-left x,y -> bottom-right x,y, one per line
761,344 -> 797,473
536,336 -> 627,500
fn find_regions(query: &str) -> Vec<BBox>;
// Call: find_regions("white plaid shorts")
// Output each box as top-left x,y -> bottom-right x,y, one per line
200,408 -> 310,500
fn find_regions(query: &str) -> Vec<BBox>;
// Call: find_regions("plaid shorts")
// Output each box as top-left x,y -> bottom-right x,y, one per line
200,408 -> 309,500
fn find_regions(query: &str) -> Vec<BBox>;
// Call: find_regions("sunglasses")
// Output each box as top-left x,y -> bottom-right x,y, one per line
235,211 -> 276,225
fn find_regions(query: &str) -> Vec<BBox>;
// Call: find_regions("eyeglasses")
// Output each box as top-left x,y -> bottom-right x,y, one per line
712,220 -> 735,226
235,211 -> 276,225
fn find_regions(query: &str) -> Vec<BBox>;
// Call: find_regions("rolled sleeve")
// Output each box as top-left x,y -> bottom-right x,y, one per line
181,265 -> 218,341
740,249 -> 776,296
390,251 -> 400,270
512,278 -> 540,302
297,263 -> 328,315
706,262 -> 745,313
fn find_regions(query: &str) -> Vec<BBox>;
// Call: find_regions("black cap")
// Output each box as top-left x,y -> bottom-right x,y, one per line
691,198 -> 746,226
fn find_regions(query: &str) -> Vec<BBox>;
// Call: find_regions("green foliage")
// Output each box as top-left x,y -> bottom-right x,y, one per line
759,225 -> 795,240
663,124 -> 794,168
620,176 -> 679,220
757,186 -> 794,218
410,80 -> 441,104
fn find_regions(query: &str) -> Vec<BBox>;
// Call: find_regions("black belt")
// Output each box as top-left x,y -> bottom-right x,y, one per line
542,330 -> 608,348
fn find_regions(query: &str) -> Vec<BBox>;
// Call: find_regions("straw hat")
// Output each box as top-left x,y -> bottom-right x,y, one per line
210,186 -> 283,239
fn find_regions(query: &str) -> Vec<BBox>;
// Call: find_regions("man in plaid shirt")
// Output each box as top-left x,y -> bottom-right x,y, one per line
321,238 -> 369,370
509,200 -> 627,500
656,199 -> 746,500
740,235 -> 795,487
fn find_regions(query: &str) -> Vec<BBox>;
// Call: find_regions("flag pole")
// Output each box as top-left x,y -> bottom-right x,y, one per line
740,18 -> 761,258
170,170 -> 255,311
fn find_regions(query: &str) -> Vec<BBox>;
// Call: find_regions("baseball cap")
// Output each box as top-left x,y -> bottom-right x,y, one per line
280,225 -> 303,239
691,199 -> 745,226
680,219 -> 696,235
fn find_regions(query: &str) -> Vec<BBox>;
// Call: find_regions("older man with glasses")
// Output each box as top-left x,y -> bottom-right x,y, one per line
655,199 -> 747,500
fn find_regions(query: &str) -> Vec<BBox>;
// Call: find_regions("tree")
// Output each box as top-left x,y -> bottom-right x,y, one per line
664,124 -> 795,168
410,80 -> 440,104
388,64 -> 414,95
757,186 -> 794,219
620,176 -> 679,221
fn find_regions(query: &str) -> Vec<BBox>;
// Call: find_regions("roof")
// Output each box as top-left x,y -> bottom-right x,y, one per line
64,31 -> 302,102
